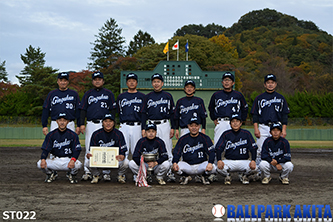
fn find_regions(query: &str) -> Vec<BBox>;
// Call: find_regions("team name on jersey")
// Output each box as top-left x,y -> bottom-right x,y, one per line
225,139 -> 248,150
142,148 -> 158,155
53,139 -> 71,149
51,95 -> 74,105
120,97 -> 142,107
180,103 -> 199,114
259,97 -> 282,108
88,94 -> 109,104
215,97 -> 239,111
268,148 -> 285,158
183,142 -> 204,154
147,98 -> 169,108
98,140 -> 115,147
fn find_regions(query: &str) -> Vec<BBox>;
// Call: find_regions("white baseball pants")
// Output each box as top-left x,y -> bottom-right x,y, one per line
129,160 -> 171,180
259,160 -> 293,179
89,159 -> 129,177
175,161 -> 216,176
216,159 -> 257,176
37,157 -> 82,175
119,123 -> 142,156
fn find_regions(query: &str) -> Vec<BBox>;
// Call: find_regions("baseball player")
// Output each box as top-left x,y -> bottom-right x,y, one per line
259,122 -> 294,185
86,113 -> 129,184
117,73 -> 145,159
141,73 -> 176,182
251,74 -> 290,178
172,117 -> 216,185
174,79 -> 207,139
79,71 -> 116,181
37,113 -> 82,184
129,123 -> 171,185
42,72 -> 80,136
208,72 -> 248,182
215,113 -> 258,185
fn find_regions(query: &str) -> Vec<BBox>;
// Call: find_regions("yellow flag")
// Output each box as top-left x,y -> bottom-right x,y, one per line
163,42 -> 169,54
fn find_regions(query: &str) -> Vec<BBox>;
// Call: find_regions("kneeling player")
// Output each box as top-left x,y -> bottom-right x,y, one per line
259,122 -> 294,185
215,114 -> 258,185
86,114 -> 129,184
172,117 -> 216,185
37,113 -> 82,184
129,123 -> 171,185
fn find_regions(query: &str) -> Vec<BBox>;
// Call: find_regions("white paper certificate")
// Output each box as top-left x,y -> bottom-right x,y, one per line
89,146 -> 119,168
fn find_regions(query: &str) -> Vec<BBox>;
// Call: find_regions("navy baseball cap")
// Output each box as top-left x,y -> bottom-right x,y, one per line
145,123 -> 157,131
102,113 -> 115,121
222,72 -> 234,82
151,73 -> 163,82
126,73 -> 138,81
184,79 -> 196,88
188,117 -> 200,125
270,122 -> 282,131
57,72 -> 69,80
230,113 -> 242,121
264,74 -> 276,82
56,113 -> 68,120
92,71 -> 104,79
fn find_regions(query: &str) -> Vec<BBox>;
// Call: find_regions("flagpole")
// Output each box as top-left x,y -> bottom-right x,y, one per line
186,40 -> 188,61
177,39 -> 179,61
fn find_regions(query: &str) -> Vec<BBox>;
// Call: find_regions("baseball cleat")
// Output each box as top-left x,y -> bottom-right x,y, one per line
81,173 -> 92,181
91,175 -> 100,184
180,176 -> 192,185
194,175 -> 202,183
279,177 -> 289,185
117,175 -> 126,184
201,175 -> 210,185
166,173 -> 176,183
103,174 -> 111,181
224,175 -> 232,185
250,173 -> 261,182
44,171 -> 58,183
67,172 -> 78,184
241,174 -> 250,185
261,177 -> 272,185
208,174 -> 218,183
157,178 -> 166,185
146,175 -> 153,184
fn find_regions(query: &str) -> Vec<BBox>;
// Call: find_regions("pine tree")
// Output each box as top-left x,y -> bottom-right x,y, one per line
127,30 -> 155,56
0,60 -> 9,82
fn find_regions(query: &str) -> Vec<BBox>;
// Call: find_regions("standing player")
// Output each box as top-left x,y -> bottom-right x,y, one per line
86,114 -> 129,184
37,113 -> 82,184
129,123 -> 171,185
259,122 -> 293,185
42,72 -> 80,136
174,79 -> 207,139
208,72 -> 248,182
79,71 -> 116,181
117,73 -> 145,159
141,73 -> 175,182
172,117 -> 216,185
251,74 -> 290,177
215,114 -> 258,185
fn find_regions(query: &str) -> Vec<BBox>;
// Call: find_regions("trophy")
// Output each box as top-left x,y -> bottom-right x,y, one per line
143,153 -> 158,173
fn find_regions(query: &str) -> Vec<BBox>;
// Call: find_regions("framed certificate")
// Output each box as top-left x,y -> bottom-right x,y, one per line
89,146 -> 119,168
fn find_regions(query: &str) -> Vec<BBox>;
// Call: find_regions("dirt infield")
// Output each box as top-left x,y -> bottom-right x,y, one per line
0,147 -> 332,222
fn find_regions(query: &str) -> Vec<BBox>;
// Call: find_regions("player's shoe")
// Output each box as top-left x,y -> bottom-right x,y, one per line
45,171 -> 58,183
224,175 -> 232,185
279,177 -> 289,185
146,174 -> 153,184
81,172 -> 92,181
261,177 -> 271,185
208,174 -> 218,183
201,175 -> 210,185
117,175 -> 126,184
91,175 -> 100,184
157,178 -> 166,185
67,172 -> 78,184
166,172 -> 176,183
133,175 -> 137,183
180,176 -> 192,185
250,173 -> 261,182
194,175 -> 202,183
103,174 -> 111,182
240,174 -> 250,185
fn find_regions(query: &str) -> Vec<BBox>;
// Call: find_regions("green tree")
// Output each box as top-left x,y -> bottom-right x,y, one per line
127,30 -> 155,56
174,23 -> 226,38
88,18 -> 126,70
0,60 -> 9,82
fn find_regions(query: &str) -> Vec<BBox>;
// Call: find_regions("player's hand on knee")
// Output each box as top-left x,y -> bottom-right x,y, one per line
86,153 -> 92,159
276,164 -> 282,171
217,160 -> 224,170
116,155 -> 125,161
172,163 -> 179,172
42,127 -> 49,136
249,160 -> 256,170
270,159 -> 278,166
206,163 -> 213,172
68,159 -> 75,169
40,159 -> 47,169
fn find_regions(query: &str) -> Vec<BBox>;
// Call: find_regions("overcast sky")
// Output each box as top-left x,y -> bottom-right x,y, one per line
0,0 -> 332,84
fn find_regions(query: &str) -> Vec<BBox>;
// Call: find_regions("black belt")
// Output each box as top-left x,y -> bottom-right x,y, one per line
122,122 -> 141,126
217,117 -> 230,121
91,119 -> 102,124
148,119 -> 168,125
